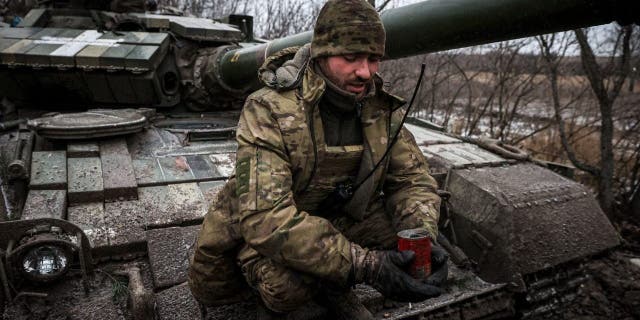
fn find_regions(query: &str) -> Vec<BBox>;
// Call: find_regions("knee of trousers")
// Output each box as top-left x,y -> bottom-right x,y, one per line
248,259 -> 317,313
188,248 -> 249,306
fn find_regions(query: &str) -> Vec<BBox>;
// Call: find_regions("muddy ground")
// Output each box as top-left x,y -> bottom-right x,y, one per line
558,219 -> 640,320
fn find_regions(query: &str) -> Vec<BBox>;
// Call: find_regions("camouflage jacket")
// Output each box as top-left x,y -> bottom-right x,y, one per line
233,45 -> 441,286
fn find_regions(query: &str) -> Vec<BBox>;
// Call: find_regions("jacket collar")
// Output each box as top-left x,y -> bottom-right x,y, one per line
301,60 -> 401,111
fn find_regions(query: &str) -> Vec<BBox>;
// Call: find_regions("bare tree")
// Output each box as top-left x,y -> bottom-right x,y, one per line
473,40 -> 542,142
574,25 -> 634,216
538,25 -> 637,217
1,0 -> 32,24
441,51 -> 483,130
255,1 -> 321,39
380,52 -> 463,126
615,113 -> 640,219
381,39 -> 543,142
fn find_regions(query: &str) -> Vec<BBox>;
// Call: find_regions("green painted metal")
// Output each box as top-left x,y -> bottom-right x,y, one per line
216,0 -> 637,93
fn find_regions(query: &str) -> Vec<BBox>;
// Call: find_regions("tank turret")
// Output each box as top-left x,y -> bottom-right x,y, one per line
0,0 -> 637,319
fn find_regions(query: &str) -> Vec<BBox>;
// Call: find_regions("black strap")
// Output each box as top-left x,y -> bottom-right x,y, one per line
350,63 -> 427,194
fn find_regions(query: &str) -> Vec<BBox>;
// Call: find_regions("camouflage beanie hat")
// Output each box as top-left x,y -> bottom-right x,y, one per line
311,0 -> 386,59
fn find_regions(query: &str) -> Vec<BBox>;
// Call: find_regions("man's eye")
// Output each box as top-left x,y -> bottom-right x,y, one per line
368,56 -> 381,63
343,55 -> 357,62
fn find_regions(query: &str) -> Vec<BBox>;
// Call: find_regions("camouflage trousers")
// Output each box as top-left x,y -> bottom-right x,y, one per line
238,200 -> 396,313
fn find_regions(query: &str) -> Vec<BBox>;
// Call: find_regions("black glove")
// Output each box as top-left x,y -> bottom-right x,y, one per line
425,244 -> 448,287
352,246 -> 442,302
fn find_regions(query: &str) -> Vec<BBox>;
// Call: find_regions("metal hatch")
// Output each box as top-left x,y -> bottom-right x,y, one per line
28,109 -> 148,139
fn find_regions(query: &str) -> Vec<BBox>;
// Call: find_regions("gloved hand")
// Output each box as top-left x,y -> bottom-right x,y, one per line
426,243 -> 449,287
351,245 -> 442,302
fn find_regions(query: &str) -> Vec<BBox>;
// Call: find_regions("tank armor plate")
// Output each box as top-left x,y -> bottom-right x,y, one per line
130,13 -> 244,42
0,28 -> 169,71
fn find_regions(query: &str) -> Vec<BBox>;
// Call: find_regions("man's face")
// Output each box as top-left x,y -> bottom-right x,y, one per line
319,53 -> 381,97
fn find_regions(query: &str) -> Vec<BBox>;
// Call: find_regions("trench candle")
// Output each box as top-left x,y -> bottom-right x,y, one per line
397,228 -> 431,279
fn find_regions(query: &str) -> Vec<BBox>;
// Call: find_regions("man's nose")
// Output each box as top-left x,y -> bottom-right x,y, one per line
354,61 -> 372,80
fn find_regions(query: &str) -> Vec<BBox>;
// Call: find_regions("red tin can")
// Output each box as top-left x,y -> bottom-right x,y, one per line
397,228 -> 431,279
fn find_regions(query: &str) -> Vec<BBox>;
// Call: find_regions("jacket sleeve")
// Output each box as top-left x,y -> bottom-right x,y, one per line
235,95 -> 353,285
383,119 -> 441,239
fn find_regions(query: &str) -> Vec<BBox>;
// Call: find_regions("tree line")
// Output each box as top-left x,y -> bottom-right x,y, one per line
382,26 -> 639,220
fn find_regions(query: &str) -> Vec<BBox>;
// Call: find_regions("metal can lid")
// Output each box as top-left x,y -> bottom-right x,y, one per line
397,228 -> 430,240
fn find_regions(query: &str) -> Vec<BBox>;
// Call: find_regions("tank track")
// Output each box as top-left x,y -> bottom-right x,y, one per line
519,260 -> 590,319
372,285 -> 514,320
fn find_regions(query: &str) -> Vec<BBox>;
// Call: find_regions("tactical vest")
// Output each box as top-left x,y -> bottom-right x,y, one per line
267,79 -> 404,219
296,144 -> 363,214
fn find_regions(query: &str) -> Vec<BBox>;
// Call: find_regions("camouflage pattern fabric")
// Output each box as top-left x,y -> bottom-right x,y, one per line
188,180 -> 252,305
259,45 -> 306,90
237,200 -> 398,313
294,144 -> 363,212
310,0 -> 385,59
238,245 -> 318,313
189,46 -> 440,305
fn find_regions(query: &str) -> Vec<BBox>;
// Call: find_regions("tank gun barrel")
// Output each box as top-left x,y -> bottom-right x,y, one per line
214,0 -> 637,94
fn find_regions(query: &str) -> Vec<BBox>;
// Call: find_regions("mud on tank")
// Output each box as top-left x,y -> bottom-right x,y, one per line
0,0 -> 637,319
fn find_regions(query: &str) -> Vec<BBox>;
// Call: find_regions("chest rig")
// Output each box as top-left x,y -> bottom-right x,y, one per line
295,144 -> 363,215
267,64 -> 407,221
270,86 -> 365,216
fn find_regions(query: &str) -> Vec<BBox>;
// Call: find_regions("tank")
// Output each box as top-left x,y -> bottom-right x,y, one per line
0,0 -> 636,319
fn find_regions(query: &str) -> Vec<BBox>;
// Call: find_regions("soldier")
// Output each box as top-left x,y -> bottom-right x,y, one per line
189,0 -> 448,319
